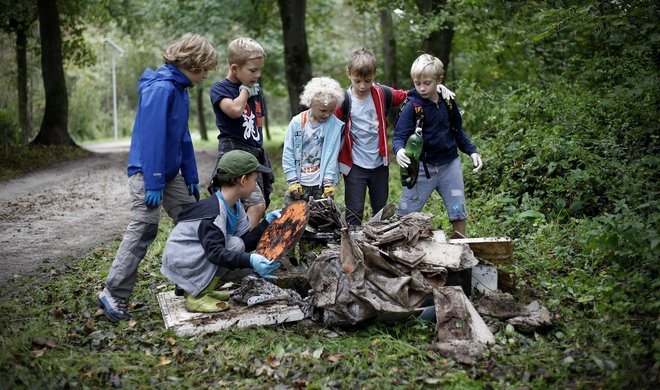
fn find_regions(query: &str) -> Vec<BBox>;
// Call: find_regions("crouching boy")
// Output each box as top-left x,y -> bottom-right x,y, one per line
161,150 -> 282,313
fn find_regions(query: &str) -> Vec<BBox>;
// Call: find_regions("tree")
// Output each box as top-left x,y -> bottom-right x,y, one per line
31,0 -> 74,145
415,0 -> 454,74
277,0 -> 313,116
0,0 -> 37,144
380,8 -> 398,88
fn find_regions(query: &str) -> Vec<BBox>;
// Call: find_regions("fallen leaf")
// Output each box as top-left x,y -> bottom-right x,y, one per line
32,348 -> 47,357
312,347 -> 324,359
267,352 -> 281,368
80,370 -> 97,379
33,337 -> 58,349
166,336 -> 176,346
53,309 -> 64,319
158,356 -> 172,366
94,308 -> 104,317
326,354 -> 344,363
128,319 -> 138,329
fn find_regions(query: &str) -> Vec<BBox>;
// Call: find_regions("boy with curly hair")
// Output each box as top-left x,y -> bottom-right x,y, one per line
282,77 -> 345,205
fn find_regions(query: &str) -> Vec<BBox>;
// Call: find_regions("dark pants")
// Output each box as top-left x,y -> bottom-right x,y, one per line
343,164 -> 389,225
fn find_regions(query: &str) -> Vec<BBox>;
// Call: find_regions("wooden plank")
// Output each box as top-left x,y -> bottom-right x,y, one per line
447,237 -> 514,264
157,291 -> 304,336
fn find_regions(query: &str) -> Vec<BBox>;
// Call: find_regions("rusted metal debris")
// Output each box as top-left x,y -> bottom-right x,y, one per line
256,200 -> 309,270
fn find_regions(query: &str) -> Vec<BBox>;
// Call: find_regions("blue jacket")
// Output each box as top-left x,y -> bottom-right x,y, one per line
161,193 -> 267,296
392,89 -> 477,165
282,110 -> 344,186
127,64 -> 198,190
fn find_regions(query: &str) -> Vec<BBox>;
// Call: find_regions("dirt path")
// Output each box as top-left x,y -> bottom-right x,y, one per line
0,142 -> 218,289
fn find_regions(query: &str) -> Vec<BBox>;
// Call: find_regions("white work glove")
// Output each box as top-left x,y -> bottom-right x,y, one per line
239,83 -> 260,97
438,84 -> 455,100
470,153 -> 483,172
396,149 -> 411,168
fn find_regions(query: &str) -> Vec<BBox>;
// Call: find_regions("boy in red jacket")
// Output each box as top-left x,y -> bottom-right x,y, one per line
333,49 -> 407,226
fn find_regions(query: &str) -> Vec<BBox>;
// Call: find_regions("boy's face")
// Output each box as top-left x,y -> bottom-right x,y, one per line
232,57 -> 265,87
347,71 -> 375,100
181,68 -> 209,86
309,100 -> 337,123
238,172 -> 259,199
413,75 -> 441,101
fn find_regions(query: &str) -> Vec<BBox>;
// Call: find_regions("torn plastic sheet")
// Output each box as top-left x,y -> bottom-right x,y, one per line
307,240 -> 433,325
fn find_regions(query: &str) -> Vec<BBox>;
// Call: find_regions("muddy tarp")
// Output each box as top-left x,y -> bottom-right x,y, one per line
306,241 -> 433,325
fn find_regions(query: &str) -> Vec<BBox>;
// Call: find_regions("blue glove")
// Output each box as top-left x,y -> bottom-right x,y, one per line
188,183 -> 200,201
265,209 -> 282,224
145,189 -> 163,208
249,254 -> 281,280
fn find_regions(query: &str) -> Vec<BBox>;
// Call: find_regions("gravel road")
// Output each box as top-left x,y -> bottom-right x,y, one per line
0,142 -> 218,290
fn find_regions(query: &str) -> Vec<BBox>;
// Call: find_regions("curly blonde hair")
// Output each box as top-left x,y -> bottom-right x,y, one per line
299,77 -> 345,107
163,33 -> 218,72
227,37 -> 266,66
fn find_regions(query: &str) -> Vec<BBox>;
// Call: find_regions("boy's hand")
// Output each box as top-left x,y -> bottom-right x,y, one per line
188,183 -> 200,201
288,183 -> 303,199
396,149 -> 411,168
322,186 -> 335,199
145,189 -> 163,208
470,153 -> 483,172
239,83 -> 260,97
437,84 -> 455,100
265,209 -> 282,223
249,254 -> 281,279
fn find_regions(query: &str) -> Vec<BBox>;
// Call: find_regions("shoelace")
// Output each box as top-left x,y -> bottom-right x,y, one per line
110,295 -> 128,312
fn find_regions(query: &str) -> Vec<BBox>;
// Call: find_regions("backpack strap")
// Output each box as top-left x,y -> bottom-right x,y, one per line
377,83 -> 393,109
341,91 -> 351,120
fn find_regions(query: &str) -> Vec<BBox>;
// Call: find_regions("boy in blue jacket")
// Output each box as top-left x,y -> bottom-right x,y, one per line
392,54 -> 483,238
98,34 -> 218,322
161,150 -> 281,313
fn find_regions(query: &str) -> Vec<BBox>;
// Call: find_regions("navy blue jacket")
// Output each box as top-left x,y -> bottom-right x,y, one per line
127,64 -> 198,190
392,89 -> 477,165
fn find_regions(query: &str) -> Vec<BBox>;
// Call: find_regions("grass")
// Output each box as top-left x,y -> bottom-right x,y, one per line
0,144 -> 92,182
0,140 -> 656,388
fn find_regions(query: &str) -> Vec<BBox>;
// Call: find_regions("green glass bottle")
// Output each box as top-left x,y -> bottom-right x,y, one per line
400,127 -> 424,189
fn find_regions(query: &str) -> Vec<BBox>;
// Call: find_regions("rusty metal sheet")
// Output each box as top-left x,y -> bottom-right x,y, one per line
256,201 -> 309,263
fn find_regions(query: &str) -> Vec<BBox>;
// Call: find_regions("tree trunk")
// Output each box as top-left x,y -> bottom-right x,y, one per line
196,84 -> 208,141
277,0 -> 312,116
380,9 -> 398,88
16,26 -> 31,144
415,0 -> 454,75
31,0 -> 74,146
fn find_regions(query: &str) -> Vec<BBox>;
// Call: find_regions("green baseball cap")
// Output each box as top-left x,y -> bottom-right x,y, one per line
216,150 -> 272,181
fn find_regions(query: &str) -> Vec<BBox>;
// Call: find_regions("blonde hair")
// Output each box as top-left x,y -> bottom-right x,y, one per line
163,33 -> 218,72
347,48 -> 377,78
299,77 -> 345,107
227,37 -> 266,66
410,54 -> 444,81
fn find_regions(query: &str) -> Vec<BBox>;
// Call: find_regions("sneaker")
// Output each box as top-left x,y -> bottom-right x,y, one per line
97,287 -> 131,322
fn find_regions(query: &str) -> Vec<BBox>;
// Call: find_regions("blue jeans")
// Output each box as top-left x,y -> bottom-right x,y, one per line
397,157 -> 467,222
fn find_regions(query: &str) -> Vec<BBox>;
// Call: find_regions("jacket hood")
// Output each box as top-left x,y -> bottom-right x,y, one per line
138,64 -> 192,91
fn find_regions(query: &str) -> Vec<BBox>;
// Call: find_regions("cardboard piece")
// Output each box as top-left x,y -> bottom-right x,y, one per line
447,237 -> 514,264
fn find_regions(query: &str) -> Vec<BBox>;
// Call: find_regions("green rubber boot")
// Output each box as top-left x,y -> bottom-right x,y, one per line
184,277 -> 230,313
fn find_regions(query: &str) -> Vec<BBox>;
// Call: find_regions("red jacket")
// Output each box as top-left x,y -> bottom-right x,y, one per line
334,84 -> 407,175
